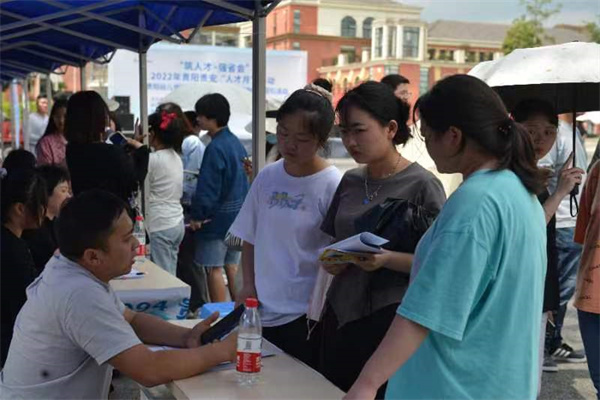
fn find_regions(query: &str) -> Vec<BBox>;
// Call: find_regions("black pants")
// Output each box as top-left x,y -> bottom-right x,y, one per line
320,303 -> 398,399
263,315 -> 321,370
176,228 -> 209,312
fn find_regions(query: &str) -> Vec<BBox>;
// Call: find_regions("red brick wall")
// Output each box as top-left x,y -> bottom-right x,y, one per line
267,4 -> 317,37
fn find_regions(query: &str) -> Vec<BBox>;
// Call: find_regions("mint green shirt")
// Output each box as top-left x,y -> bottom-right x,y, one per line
386,169 -> 546,400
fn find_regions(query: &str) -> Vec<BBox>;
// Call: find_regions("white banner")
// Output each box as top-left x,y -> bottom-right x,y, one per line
108,43 -> 307,119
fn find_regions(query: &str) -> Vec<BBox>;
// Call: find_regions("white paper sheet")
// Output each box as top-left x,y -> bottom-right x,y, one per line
324,232 -> 388,254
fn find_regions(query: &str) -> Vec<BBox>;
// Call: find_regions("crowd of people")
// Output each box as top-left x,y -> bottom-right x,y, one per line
0,72 -> 598,400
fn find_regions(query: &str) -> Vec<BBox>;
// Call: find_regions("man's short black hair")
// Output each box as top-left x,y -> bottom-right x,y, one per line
37,94 -> 48,101
194,93 -> 230,127
312,78 -> 333,93
57,190 -> 128,260
381,74 -> 410,90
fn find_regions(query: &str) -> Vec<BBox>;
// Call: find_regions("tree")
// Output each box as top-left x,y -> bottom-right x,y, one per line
585,20 -> 600,43
502,0 -> 562,54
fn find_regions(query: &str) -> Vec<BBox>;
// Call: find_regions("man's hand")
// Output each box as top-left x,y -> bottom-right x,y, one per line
556,152 -> 585,197
183,312 -> 219,348
353,251 -> 391,272
321,262 -> 349,276
236,285 -> 257,307
189,219 -> 211,231
215,331 -> 238,363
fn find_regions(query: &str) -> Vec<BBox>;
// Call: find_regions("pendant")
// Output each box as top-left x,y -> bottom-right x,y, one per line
363,197 -> 370,205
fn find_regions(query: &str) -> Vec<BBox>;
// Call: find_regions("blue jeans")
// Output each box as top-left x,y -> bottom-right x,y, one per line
578,310 -> 600,399
149,221 -> 185,276
551,227 -> 583,347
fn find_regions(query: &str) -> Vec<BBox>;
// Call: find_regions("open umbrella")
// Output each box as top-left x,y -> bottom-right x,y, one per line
468,42 -> 600,114
469,42 -> 600,214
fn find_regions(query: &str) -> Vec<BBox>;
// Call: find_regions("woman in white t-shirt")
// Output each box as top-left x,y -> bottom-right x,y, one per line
229,84 -> 342,368
146,103 -> 187,275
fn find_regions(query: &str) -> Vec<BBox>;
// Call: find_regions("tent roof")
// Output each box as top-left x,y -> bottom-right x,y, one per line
0,0 -> 276,81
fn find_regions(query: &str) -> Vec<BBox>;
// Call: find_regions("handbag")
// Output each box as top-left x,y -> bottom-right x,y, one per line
354,197 -> 438,291
224,231 -> 243,251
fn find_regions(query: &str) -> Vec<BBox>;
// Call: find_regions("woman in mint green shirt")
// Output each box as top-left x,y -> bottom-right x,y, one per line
345,75 -> 548,400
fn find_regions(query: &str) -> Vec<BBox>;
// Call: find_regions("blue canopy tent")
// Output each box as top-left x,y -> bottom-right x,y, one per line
0,0 -> 279,172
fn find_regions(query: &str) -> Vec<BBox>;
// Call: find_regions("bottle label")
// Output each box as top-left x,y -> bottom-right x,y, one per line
136,244 -> 146,256
236,336 -> 261,373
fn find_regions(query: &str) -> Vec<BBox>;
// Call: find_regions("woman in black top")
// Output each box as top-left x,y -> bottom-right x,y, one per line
22,165 -> 71,272
1,168 -> 48,366
319,82 -> 446,397
64,91 -> 148,212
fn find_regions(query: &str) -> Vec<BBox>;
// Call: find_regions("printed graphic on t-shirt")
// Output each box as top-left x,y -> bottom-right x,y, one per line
268,191 -> 305,211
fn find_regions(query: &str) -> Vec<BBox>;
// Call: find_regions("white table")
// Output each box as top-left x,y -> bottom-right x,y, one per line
110,259 -> 190,320
163,320 -> 344,400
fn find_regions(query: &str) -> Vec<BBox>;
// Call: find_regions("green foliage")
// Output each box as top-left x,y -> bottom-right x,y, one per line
502,0 -> 561,54
585,20 -> 600,43
503,18 -> 544,54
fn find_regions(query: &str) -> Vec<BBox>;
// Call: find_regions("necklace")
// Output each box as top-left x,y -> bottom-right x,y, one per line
363,154 -> 402,205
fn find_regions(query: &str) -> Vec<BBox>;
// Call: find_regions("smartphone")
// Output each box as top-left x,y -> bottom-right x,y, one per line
200,304 -> 246,345
107,131 -> 128,146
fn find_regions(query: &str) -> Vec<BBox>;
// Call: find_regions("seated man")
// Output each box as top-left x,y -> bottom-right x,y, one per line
0,190 -> 236,399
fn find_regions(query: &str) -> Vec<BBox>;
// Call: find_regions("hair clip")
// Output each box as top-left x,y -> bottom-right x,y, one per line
160,111 -> 177,130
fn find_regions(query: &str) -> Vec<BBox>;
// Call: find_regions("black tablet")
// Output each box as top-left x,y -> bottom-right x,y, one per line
200,304 -> 246,345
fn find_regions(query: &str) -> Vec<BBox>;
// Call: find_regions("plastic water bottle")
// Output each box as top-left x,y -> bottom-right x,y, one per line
236,298 -> 262,385
133,214 -> 146,262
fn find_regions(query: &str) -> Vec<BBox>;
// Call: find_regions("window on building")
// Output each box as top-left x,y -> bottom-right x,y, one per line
403,27 -> 420,58
419,66 -> 429,96
341,46 -> 356,63
215,32 -> 238,47
388,27 -> 397,58
478,52 -> 494,62
428,49 -> 436,60
466,51 -> 476,63
341,16 -> 357,37
354,76 -> 361,86
294,10 -> 301,34
292,42 -> 301,50
374,27 -> 383,58
193,31 -> 212,45
363,17 -> 374,39
384,65 -> 396,76
439,49 -> 447,61
343,78 -> 349,92
448,50 -> 455,61
244,35 -> 252,47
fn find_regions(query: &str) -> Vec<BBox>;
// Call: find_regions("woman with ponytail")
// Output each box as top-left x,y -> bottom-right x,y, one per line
346,75 -> 548,400
145,103 -> 187,275
319,81 -> 445,397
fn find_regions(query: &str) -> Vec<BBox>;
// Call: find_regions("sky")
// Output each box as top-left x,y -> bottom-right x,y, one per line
399,0 -> 600,27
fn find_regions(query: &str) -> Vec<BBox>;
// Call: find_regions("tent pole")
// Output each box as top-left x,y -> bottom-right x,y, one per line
251,2 -> 266,177
46,74 -> 53,103
139,50 -> 149,216
22,77 -> 30,152
10,79 -> 20,150
80,63 -> 86,91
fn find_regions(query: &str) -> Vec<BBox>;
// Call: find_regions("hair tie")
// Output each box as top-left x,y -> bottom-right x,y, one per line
498,119 -> 513,137
302,83 -> 333,104
160,111 -> 177,130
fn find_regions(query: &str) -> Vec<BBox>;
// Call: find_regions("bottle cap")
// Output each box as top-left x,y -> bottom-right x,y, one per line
135,215 -> 143,221
245,298 -> 258,308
